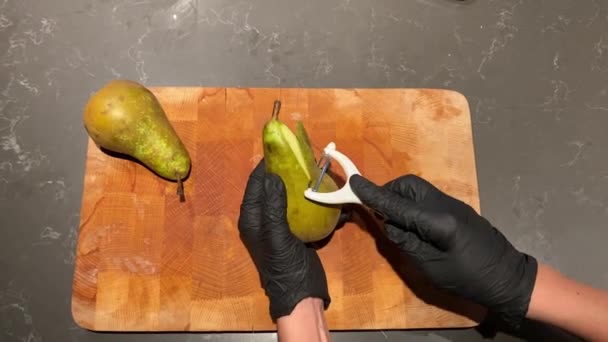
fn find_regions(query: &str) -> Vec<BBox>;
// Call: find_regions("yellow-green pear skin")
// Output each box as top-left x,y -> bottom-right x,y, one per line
83,80 -> 191,181
262,103 -> 341,243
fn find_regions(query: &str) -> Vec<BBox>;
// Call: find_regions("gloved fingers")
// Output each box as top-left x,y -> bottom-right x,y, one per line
384,175 -> 477,223
415,210 -> 458,251
238,160 -> 266,236
335,204 -> 354,229
262,173 -> 290,229
386,225 -> 445,263
350,174 -> 423,229
386,224 -> 423,254
383,175 -> 475,221
383,174 -> 435,202
261,173 -> 306,255
435,191 -> 481,223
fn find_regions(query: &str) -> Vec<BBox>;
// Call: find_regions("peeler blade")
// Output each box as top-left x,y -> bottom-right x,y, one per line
304,142 -> 363,205
311,153 -> 332,192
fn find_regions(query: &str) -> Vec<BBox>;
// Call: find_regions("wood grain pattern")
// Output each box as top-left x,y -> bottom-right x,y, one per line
72,88 -> 484,331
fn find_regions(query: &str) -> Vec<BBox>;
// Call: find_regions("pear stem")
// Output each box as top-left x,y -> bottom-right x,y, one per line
271,100 -> 281,120
176,173 -> 185,202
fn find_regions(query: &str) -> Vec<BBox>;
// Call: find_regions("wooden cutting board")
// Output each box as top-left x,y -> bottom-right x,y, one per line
72,88 -> 484,331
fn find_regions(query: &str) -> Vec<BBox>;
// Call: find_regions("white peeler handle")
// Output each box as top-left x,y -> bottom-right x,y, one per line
304,142 -> 362,204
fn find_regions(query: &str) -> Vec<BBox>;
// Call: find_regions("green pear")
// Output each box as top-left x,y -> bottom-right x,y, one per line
83,80 -> 191,182
263,101 -> 341,242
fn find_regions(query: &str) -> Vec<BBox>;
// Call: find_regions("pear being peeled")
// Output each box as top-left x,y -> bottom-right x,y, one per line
263,101 -> 341,243
83,80 -> 191,181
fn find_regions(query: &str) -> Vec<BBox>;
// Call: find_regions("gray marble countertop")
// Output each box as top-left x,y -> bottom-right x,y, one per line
1,0 -> 606,341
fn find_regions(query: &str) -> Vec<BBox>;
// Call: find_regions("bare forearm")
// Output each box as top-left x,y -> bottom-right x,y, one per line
527,263 -> 608,341
277,298 -> 330,342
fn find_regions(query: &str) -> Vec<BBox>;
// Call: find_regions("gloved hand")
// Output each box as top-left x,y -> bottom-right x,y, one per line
350,174 -> 538,329
238,160 -> 330,321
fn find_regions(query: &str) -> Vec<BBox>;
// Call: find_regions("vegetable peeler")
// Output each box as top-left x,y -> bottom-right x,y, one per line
304,142 -> 363,204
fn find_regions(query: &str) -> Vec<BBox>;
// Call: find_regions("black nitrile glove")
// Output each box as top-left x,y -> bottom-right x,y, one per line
238,160 -> 330,321
350,174 -> 537,330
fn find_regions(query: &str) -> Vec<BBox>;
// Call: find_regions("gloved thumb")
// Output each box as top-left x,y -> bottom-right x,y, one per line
350,175 -> 421,228
263,173 -> 289,226
351,175 -> 455,251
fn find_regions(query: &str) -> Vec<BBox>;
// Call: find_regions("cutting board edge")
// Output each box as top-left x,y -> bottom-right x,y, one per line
71,291 -> 95,331
145,86 -> 464,91
69,321 -> 481,333
70,137 -> 96,333
456,90 -> 482,214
